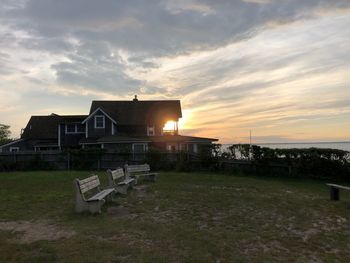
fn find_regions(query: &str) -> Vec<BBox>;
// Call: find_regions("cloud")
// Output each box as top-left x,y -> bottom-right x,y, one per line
0,0 -> 349,141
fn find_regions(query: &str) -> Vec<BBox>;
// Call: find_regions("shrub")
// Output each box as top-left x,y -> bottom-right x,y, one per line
223,144 -> 350,180
67,148 -> 106,170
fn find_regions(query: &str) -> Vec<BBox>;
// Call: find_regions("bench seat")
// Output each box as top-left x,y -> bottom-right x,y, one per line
327,184 -> 350,191
117,178 -> 135,186
88,188 -> 115,202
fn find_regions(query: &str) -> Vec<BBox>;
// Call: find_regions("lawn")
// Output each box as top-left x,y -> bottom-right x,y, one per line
0,171 -> 350,262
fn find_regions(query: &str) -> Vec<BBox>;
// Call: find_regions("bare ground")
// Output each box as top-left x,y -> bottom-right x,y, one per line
0,220 -> 75,244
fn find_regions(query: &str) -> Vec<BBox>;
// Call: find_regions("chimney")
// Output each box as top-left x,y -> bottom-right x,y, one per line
133,95 -> 138,102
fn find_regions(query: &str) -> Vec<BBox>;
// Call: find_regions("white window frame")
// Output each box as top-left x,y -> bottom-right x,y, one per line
10,147 -> 19,152
193,144 -> 198,153
76,124 -> 85,133
167,143 -> 178,152
132,143 -> 147,153
94,115 -> 105,129
65,124 -> 77,134
147,126 -> 155,136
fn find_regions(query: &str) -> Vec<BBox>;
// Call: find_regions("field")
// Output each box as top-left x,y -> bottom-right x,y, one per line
0,171 -> 350,262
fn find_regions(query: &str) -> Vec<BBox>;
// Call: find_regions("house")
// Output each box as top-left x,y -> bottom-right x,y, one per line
0,97 -> 218,153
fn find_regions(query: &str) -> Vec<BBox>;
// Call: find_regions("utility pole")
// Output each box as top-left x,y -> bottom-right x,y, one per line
249,130 -> 252,161
249,130 -> 252,147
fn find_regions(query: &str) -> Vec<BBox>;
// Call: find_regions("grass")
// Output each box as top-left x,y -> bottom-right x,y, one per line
0,171 -> 350,262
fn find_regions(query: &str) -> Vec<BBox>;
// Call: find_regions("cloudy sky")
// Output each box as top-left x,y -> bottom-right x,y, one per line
0,0 -> 349,143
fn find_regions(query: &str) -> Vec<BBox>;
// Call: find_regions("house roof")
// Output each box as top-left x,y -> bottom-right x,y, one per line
0,139 -> 25,148
79,135 -> 151,144
148,135 -> 218,143
81,108 -> 116,124
60,115 -> 88,123
89,100 -> 182,125
98,135 -> 151,143
21,114 -> 87,139
79,135 -> 218,144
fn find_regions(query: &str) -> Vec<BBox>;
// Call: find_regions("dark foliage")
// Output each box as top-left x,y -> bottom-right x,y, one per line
0,155 -> 54,171
66,148 -> 106,170
221,144 -> 350,180
0,124 -> 12,145
145,147 -> 174,171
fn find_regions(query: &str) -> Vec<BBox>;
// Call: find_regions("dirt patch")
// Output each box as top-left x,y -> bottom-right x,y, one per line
243,240 -> 289,254
0,220 -> 75,244
91,232 -> 158,248
150,209 -> 180,224
107,206 -> 138,219
134,185 -> 149,198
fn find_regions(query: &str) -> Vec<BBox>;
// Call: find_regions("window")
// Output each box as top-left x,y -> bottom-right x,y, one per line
66,124 -> 76,133
94,115 -> 105,128
180,144 -> 187,151
65,124 -> 85,134
76,124 -> 85,133
147,126 -> 155,136
167,144 -> 177,152
133,143 -> 146,153
10,147 -> 19,152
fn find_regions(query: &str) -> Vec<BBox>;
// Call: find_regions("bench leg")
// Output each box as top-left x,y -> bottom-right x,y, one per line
74,180 -> 89,213
88,200 -> 105,214
106,193 -> 114,202
130,175 -> 138,185
145,174 -> 156,182
75,200 -> 89,213
330,187 -> 339,201
116,185 -> 128,195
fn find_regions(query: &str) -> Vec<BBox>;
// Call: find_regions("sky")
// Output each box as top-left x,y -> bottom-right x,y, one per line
0,0 -> 349,144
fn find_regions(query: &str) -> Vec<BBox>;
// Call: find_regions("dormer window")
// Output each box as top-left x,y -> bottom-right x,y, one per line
147,126 -> 155,136
94,115 -> 105,128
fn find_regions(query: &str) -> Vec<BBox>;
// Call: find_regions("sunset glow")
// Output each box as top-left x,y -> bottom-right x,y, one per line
163,121 -> 177,131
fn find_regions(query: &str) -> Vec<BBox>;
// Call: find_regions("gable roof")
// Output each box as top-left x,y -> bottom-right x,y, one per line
82,107 -> 117,124
21,114 -> 87,139
89,100 -> 182,125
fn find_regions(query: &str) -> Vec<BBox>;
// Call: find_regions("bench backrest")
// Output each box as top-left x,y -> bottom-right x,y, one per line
77,175 -> 100,194
107,168 -> 125,181
125,164 -> 150,174
107,168 -> 125,187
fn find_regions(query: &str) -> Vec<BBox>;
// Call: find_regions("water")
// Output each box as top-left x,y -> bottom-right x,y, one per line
222,142 -> 350,152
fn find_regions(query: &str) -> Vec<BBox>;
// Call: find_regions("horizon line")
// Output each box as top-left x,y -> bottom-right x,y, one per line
221,141 -> 350,145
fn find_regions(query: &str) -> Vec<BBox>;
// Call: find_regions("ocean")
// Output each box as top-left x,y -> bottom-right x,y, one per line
222,142 -> 350,152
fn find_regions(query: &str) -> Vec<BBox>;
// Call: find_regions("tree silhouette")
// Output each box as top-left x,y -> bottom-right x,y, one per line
0,124 -> 12,145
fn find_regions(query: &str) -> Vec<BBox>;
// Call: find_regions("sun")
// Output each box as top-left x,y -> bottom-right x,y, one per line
163,120 -> 177,131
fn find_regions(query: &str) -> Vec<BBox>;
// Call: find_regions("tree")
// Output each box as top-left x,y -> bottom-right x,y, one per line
0,124 -> 12,145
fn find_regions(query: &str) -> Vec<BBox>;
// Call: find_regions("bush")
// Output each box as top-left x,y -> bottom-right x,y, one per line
0,155 -> 54,171
67,148 -> 106,170
222,144 -> 350,180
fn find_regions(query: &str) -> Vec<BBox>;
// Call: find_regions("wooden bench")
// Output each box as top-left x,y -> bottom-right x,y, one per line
107,168 -> 136,195
74,175 -> 115,214
124,164 -> 157,183
327,184 -> 350,201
